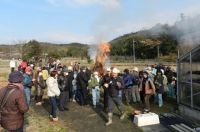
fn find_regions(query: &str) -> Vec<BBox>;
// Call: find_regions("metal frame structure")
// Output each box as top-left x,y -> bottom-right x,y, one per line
177,45 -> 200,111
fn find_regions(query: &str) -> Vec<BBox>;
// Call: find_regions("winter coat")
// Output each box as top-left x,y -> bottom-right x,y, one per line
108,76 -> 124,97
154,75 -> 164,94
58,75 -> 69,92
140,78 -> 156,95
67,71 -> 74,98
23,74 -> 32,89
76,71 -> 88,89
89,75 -> 100,89
46,77 -> 60,97
123,74 -> 134,88
100,74 -> 110,87
0,84 -> 29,131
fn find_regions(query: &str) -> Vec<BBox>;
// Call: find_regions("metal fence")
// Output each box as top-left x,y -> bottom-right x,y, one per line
178,45 -> 200,111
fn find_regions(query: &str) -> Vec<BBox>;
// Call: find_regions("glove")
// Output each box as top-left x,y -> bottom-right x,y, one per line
117,82 -> 122,88
104,83 -> 108,88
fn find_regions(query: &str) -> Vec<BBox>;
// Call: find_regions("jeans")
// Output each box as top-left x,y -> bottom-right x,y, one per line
108,95 -> 123,114
49,96 -> 58,118
158,93 -> 163,107
124,87 -> 132,104
72,84 -> 77,100
92,86 -> 100,106
154,93 -> 163,107
24,88 -> 31,106
132,85 -> 141,102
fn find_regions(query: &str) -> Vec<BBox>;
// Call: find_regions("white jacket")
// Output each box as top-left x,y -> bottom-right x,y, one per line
10,60 -> 16,68
46,77 -> 60,97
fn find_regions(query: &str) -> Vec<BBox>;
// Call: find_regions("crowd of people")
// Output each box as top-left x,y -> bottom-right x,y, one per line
0,58 -> 177,131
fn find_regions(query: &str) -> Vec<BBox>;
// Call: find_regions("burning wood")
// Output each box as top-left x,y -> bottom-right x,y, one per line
93,43 -> 111,76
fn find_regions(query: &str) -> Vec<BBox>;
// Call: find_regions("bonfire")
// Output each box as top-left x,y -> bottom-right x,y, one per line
93,43 -> 111,76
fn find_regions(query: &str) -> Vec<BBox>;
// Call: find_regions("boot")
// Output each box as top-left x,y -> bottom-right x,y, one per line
120,112 -> 125,120
105,113 -> 113,126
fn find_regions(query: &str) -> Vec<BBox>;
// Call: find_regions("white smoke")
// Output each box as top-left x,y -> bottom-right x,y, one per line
175,14 -> 200,46
87,45 -> 98,62
148,14 -> 200,55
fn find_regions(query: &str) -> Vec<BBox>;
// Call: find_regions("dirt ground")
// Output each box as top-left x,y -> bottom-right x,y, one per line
0,59 -> 177,132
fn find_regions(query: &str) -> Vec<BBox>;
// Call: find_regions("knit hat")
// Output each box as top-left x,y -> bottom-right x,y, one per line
25,66 -> 32,73
112,68 -> 120,74
8,71 -> 24,83
133,67 -> 139,72
106,67 -> 111,72
68,66 -> 73,71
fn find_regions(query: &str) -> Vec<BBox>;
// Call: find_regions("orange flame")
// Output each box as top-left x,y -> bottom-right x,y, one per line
94,43 -> 111,76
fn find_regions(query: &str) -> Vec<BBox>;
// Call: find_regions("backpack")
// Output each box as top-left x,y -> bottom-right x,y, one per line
0,87 -> 16,125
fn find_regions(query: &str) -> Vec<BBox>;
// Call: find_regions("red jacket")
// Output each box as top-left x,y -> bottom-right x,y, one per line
0,84 -> 29,130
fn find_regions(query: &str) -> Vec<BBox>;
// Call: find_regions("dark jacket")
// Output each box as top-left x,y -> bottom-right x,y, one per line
154,75 -> 164,93
23,74 -> 32,89
108,76 -> 124,97
67,71 -> 74,98
123,74 -> 133,88
76,71 -> 88,89
58,74 -> 69,92
0,84 -> 29,130
100,74 -> 111,88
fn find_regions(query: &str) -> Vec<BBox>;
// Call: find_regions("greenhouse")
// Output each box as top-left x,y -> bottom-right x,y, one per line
177,45 -> 200,120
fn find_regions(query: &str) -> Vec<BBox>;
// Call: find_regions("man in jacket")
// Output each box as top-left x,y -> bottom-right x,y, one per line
58,69 -> 69,111
67,66 -> 74,101
100,68 -> 111,112
0,71 -> 29,131
23,67 -> 33,106
105,68 -> 125,126
76,66 -> 89,106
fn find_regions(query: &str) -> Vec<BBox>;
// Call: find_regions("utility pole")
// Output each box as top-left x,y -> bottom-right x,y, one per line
133,40 -> 136,63
157,45 -> 159,61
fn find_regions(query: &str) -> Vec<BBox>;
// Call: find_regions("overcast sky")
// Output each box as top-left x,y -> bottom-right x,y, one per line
0,0 -> 200,44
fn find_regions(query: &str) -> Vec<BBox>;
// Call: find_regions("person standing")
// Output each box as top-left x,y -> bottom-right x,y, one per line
132,67 -> 141,103
35,67 -> 45,106
67,66 -> 74,101
46,71 -> 60,122
72,72 -> 77,102
0,71 -> 29,131
23,67 -> 33,106
105,68 -> 125,126
100,68 -> 111,112
9,58 -> 16,72
123,69 -> 134,105
89,71 -> 100,108
76,66 -> 89,106
42,66 -> 49,88
57,69 -> 69,111
140,71 -> 156,112
154,70 -> 164,107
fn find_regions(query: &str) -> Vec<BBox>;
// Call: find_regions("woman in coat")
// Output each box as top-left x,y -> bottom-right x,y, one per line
0,71 -> 29,131
46,70 -> 60,121
140,71 -> 156,112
